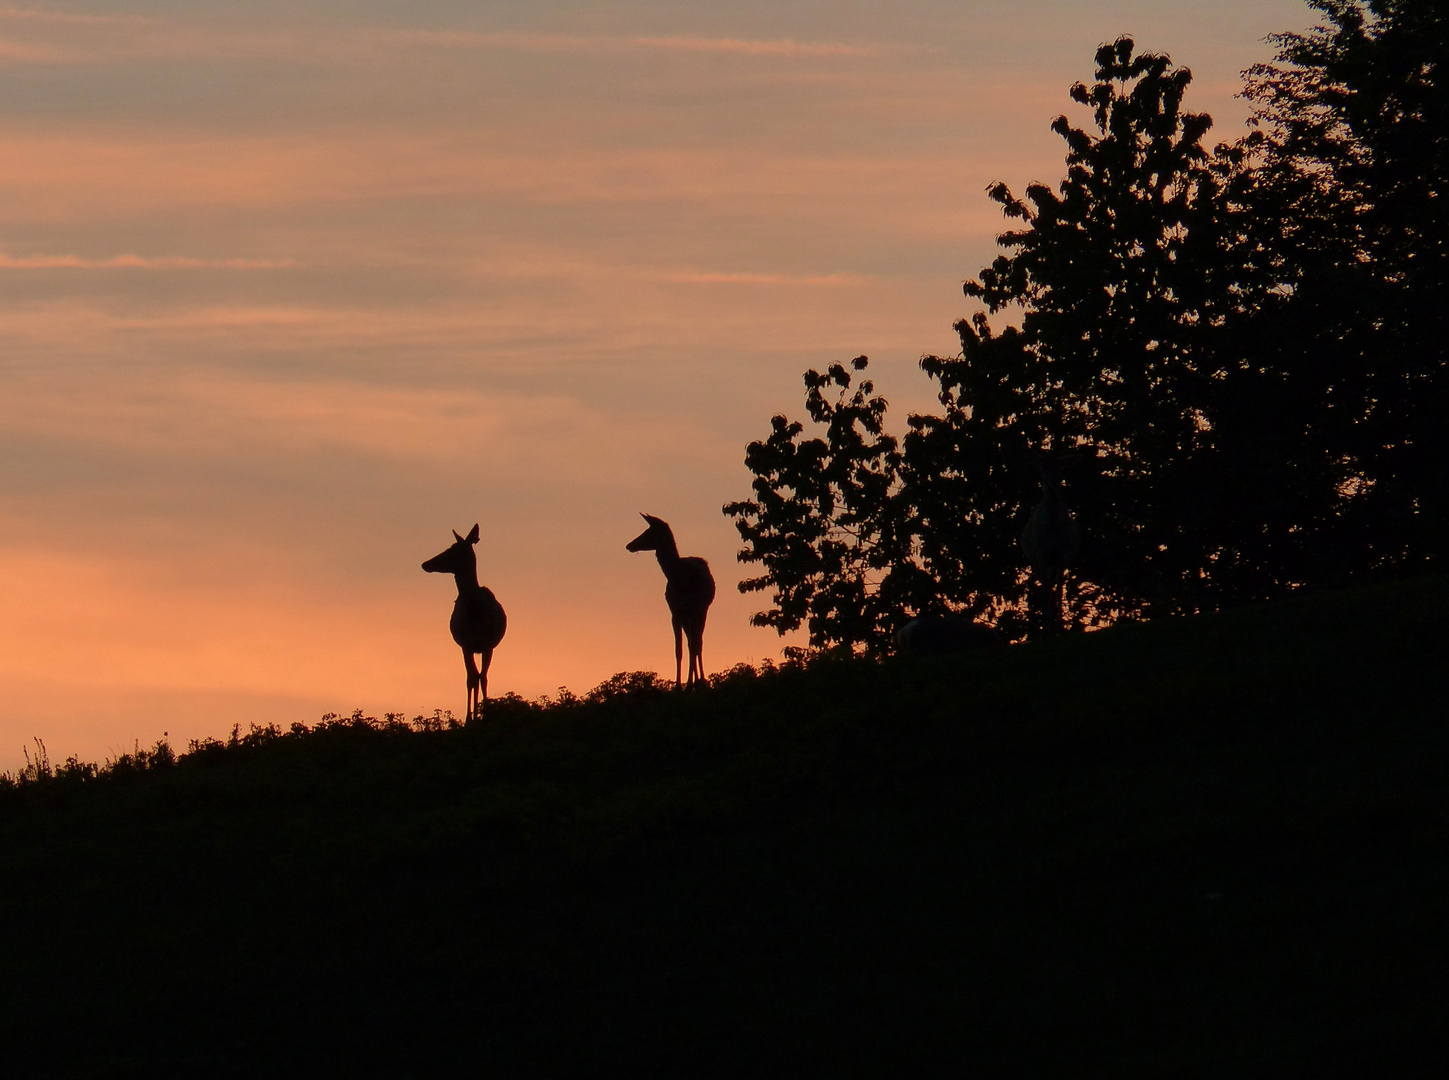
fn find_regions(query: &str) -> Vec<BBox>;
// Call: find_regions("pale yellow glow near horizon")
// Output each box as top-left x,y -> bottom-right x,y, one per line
0,1 -> 1315,767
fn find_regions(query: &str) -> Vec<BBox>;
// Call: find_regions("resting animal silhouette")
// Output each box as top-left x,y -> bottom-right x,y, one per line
626,514 -> 716,688
1020,455 -> 1081,633
896,615 -> 1005,656
422,524 -> 507,721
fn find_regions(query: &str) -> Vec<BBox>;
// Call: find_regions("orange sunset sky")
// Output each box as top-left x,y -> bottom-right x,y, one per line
1,0 -> 1315,766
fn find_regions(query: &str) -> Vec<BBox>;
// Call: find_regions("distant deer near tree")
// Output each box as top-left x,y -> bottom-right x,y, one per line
626,514 -> 716,688
897,614 -> 1005,656
1020,454 -> 1081,634
422,524 -> 507,721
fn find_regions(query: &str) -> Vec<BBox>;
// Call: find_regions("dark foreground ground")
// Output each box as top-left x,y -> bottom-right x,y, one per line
3,579 -> 1449,1078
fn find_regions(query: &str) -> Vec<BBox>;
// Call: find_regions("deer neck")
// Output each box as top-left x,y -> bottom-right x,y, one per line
452,564 -> 480,595
653,536 -> 682,578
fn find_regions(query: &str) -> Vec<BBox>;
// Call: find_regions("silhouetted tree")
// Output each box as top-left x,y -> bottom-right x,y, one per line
908,37 -> 1314,628
898,316 -> 1041,638
733,42 -> 1257,649
729,21 -> 1447,654
959,37 -> 1329,617
1240,0 -> 1449,574
725,358 -> 931,655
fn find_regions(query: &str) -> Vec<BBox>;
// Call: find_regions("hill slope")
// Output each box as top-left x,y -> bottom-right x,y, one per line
3,578 -> 1449,1077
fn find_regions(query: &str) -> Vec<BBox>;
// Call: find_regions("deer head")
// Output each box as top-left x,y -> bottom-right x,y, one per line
626,513 -> 672,553
422,523 -> 480,575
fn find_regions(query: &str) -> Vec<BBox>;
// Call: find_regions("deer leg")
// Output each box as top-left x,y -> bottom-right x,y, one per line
686,627 -> 704,686
463,650 -> 481,722
672,617 -> 684,689
694,615 -> 708,685
478,647 -> 494,717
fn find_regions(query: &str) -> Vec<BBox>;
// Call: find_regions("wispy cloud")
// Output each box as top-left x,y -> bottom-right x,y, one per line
0,252 -> 295,270
0,6 -> 152,27
0,34 -> 80,61
668,270 -> 873,286
1,371 -> 521,461
0,9 -> 876,67
633,36 -> 872,57
0,130 -> 984,226
392,29 -> 875,58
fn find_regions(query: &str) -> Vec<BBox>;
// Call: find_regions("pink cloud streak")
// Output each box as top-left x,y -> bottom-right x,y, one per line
0,6 -> 152,27
0,10 -> 876,67
0,252 -> 296,270
394,29 -> 876,57
668,270 -> 874,286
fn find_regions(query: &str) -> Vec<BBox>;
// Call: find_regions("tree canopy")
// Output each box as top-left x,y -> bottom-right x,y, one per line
727,2 -> 1448,653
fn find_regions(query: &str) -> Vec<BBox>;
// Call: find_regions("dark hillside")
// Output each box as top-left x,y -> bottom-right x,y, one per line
3,579 -> 1449,1077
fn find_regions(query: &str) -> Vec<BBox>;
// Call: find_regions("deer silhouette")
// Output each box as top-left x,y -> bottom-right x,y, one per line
626,514 -> 716,688
422,524 -> 507,721
1020,455 -> 1081,634
896,614 -> 1005,656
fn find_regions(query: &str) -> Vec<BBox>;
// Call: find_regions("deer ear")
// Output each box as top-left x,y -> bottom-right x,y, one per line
452,530 -> 464,542
466,524 -> 480,544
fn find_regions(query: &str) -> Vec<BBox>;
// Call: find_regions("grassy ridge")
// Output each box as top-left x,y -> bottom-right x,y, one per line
3,579 -> 1449,1077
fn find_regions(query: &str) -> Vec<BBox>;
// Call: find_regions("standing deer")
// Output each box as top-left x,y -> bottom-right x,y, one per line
422,524 -> 507,721
626,514 -> 716,688
1020,455 -> 1081,634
